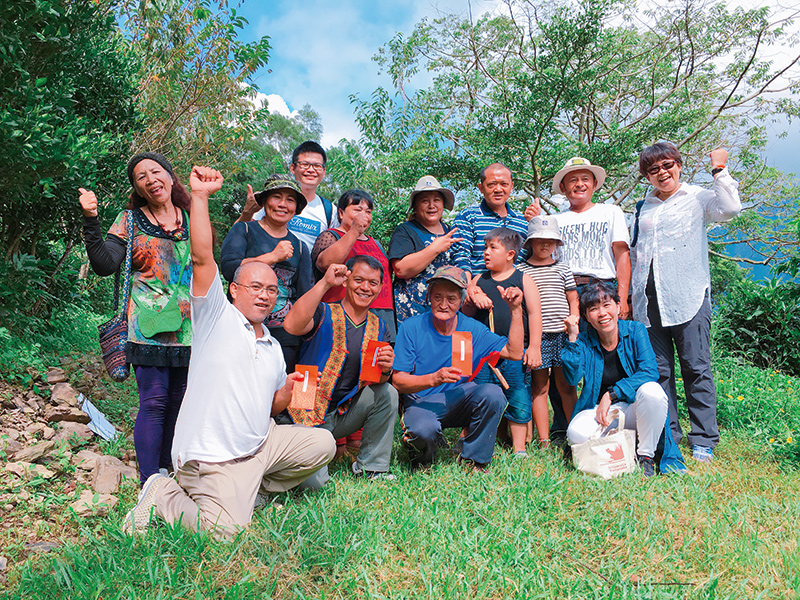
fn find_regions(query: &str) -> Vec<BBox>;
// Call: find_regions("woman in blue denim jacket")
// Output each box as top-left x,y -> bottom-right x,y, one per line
561,281 -> 685,476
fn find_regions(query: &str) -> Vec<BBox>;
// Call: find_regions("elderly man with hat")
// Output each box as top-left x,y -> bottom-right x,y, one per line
392,265 -> 525,471
388,175 -> 463,324
551,157 -> 631,318
220,174 -> 314,370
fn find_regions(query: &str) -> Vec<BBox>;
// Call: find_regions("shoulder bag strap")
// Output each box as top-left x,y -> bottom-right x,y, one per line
114,210 -> 134,314
322,196 -> 333,227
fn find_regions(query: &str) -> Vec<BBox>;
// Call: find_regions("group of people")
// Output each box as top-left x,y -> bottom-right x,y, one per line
78,139 -> 741,540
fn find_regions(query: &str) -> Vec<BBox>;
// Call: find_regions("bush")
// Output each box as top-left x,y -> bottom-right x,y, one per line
714,354 -> 800,468
713,276 -> 800,377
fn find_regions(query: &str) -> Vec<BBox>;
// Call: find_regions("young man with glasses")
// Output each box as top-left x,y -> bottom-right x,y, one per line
239,141 -> 338,253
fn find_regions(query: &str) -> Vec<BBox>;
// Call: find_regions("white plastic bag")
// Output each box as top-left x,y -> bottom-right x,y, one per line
571,410 -> 636,479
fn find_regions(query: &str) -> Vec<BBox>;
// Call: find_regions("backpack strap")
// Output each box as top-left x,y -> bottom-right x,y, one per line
630,199 -> 646,248
321,196 -> 334,227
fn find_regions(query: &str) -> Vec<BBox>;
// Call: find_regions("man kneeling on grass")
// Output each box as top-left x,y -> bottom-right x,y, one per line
392,266 -> 524,472
122,166 -> 335,540
282,256 -> 398,483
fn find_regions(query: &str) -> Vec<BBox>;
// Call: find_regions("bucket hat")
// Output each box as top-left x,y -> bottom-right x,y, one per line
408,175 -> 455,211
253,174 -> 308,214
551,157 -> 606,195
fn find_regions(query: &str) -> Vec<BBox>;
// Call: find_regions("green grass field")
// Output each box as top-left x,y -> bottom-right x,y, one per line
3,352 -> 800,599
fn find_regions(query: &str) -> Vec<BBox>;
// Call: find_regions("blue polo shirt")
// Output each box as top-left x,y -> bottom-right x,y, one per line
393,312 -> 507,398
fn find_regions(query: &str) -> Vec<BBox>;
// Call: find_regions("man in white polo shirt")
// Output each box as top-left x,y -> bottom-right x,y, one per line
122,165 -> 335,540
238,141 -> 337,253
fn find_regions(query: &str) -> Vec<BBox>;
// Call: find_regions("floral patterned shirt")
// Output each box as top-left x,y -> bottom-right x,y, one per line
388,220 -> 454,324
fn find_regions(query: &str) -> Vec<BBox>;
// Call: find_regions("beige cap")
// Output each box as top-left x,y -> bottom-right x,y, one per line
524,215 -> 563,247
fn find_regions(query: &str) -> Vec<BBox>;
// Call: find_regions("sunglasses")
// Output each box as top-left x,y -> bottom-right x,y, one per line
646,160 -> 678,176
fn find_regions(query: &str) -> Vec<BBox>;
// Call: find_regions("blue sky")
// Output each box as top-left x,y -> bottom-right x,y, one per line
234,0 -> 800,176
235,0 -> 499,146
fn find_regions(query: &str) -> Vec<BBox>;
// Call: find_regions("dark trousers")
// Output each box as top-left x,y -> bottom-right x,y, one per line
646,294 -> 719,448
133,365 -> 188,484
401,382 -> 506,465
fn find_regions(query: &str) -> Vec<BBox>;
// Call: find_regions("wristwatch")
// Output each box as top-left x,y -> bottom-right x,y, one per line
711,166 -> 725,176
608,389 -> 619,403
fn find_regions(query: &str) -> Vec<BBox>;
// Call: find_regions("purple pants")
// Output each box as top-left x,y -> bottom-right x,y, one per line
133,365 -> 188,485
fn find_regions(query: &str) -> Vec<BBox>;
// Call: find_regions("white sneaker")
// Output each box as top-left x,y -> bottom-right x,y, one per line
121,473 -> 170,535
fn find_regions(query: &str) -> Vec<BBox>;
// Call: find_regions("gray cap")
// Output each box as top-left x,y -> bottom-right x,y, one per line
524,215 -> 563,246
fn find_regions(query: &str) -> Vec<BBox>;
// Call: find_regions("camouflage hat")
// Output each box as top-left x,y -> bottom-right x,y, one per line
524,215 -> 564,247
426,265 -> 469,290
408,175 -> 456,211
253,174 -> 308,214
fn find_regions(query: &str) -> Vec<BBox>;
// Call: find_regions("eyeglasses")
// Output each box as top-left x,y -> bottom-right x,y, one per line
295,161 -> 325,172
646,160 -> 677,176
234,282 -> 279,296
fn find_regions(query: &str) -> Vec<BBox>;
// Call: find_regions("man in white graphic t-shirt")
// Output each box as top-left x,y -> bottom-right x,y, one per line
551,157 -> 631,319
239,141 -> 338,252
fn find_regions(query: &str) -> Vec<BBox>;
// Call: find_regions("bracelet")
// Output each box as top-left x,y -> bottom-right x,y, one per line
711,166 -> 725,176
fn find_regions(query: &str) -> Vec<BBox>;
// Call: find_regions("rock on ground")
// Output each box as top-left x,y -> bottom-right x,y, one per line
52,422 -> 93,445
43,405 -> 90,424
49,382 -> 79,407
11,440 -> 55,463
5,462 -> 56,480
69,489 -> 118,517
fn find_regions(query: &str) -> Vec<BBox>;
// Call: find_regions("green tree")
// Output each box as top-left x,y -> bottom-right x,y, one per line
119,0 -> 271,176
0,0 -> 142,333
217,101 -> 325,225
353,0 -> 800,268
0,0 -> 140,261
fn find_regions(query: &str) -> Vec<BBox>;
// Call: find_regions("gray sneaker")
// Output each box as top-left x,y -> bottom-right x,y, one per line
121,473 -> 170,535
351,461 -> 396,481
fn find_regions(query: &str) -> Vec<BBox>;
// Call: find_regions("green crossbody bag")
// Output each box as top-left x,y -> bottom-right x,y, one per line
134,238 -> 190,339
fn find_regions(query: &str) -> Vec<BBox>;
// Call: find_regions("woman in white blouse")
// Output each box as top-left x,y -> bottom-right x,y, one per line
631,142 -> 741,463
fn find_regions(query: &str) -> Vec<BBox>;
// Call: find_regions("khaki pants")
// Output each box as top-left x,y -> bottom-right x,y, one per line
154,420 -> 335,539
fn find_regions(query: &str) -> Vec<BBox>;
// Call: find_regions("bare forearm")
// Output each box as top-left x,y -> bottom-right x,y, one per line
500,307 -> 524,360
566,289 -> 579,317
235,209 -> 257,224
316,230 -> 357,270
393,245 -> 441,279
283,278 -> 331,335
392,371 -> 435,394
190,192 -> 214,267
527,313 -> 542,349
613,245 -> 631,298
271,389 -> 292,415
